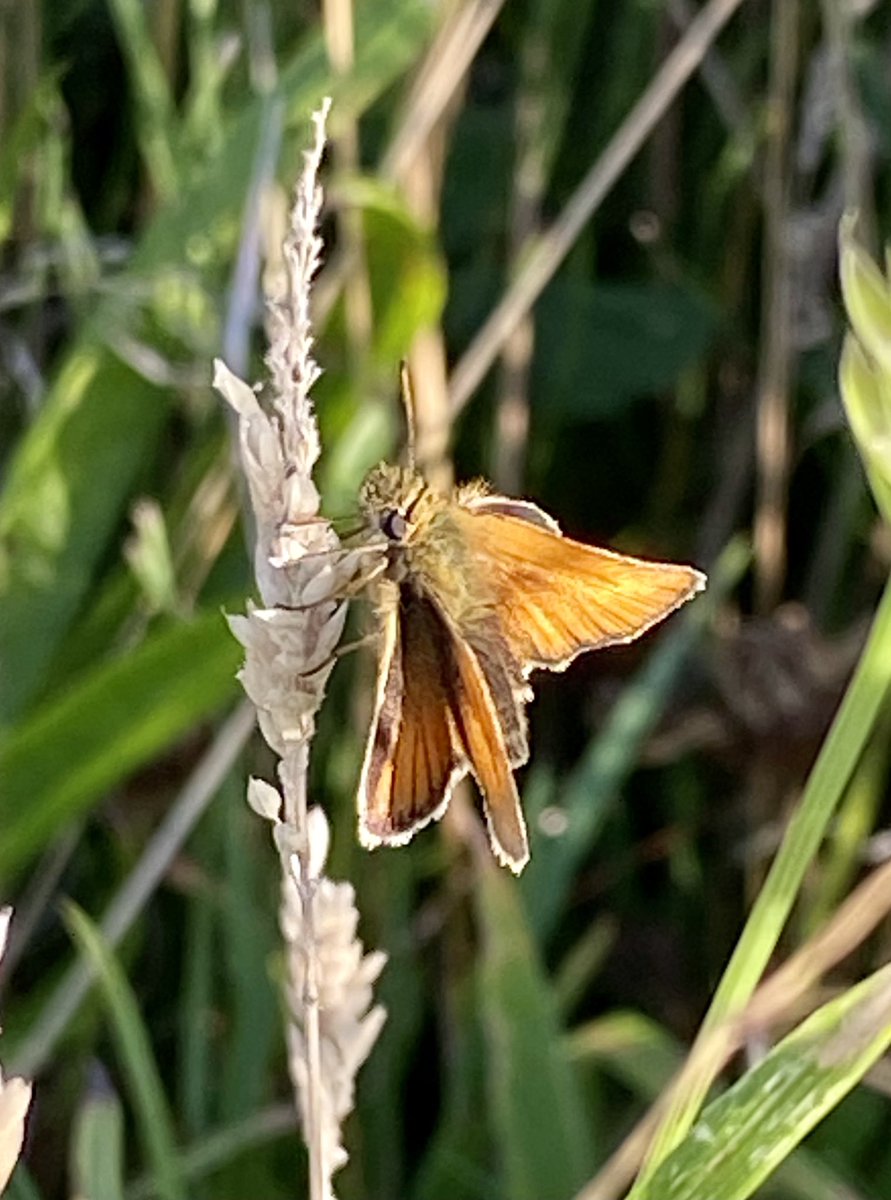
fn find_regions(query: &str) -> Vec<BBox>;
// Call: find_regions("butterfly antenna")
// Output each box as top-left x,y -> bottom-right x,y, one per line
400,359 -> 417,470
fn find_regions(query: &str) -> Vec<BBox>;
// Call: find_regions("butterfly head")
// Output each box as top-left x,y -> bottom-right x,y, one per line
359,463 -> 442,547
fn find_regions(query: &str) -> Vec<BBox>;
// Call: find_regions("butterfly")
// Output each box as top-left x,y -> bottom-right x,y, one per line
354,459 -> 706,874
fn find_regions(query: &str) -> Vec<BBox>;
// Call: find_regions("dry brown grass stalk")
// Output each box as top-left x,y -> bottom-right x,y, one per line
448,0 -> 748,416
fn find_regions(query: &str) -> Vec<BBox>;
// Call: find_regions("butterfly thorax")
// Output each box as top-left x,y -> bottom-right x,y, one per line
359,462 -> 492,625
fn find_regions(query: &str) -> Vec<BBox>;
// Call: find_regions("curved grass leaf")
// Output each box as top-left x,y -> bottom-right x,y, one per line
638,568 -> 891,1180
637,226 -> 891,1179
632,963 -> 891,1200
569,1013 -> 867,1200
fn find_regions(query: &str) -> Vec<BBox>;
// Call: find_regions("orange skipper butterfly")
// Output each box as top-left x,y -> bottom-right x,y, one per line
355,436 -> 705,873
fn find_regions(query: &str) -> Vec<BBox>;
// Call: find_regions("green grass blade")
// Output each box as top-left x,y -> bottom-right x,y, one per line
182,0 -> 225,155
635,223 -> 891,1183
632,964 -> 891,1200
4,1167 -> 43,1200
125,1106 -> 297,1200
518,0 -> 599,188
838,214 -> 891,378
568,1010 -> 682,1098
178,840 -> 215,1138
476,860 -> 595,1200
0,349 -> 170,726
0,610 -> 241,879
411,980 -> 491,1200
0,73 -> 67,243
219,788 -> 277,1123
64,903 -> 186,1200
105,0 -> 179,198
355,855 -> 426,1200
634,571 -> 891,1183
0,0 -> 433,729
569,1014 -> 867,1200
838,222 -> 891,526
130,0 -> 434,278
71,1068 -> 127,1200
805,715 -> 890,935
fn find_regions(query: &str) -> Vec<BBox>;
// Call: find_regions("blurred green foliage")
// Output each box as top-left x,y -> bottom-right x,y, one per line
4,2 -> 891,1199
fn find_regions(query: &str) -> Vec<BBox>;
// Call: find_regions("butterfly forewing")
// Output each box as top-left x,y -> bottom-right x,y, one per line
359,586 -> 461,846
454,500 -> 705,671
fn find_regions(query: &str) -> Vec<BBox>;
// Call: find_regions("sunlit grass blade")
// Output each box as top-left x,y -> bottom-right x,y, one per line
0,610 -> 241,880
838,213 -> 891,377
70,1066 -> 126,1200
838,218 -> 891,526
634,569 -> 891,1184
569,1013 -> 868,1200
804,715 -> 890,935
0,350 -> 170,726
632,963 -> 891,1200
476,857 -> 594,1200
64,903 -> 186,1200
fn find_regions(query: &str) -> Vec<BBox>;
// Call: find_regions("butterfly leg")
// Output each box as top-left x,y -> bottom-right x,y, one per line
333,632 -> 378,659
274,557 -> 387,613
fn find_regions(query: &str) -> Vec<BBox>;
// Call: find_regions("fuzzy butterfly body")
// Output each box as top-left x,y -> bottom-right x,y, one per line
357,462 -> 705,873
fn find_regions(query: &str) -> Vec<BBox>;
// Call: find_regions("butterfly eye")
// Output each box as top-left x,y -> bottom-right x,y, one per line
381,510 -> 408,541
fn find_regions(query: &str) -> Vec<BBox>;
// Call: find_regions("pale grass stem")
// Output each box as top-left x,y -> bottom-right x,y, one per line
214,101 -> 386,1200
